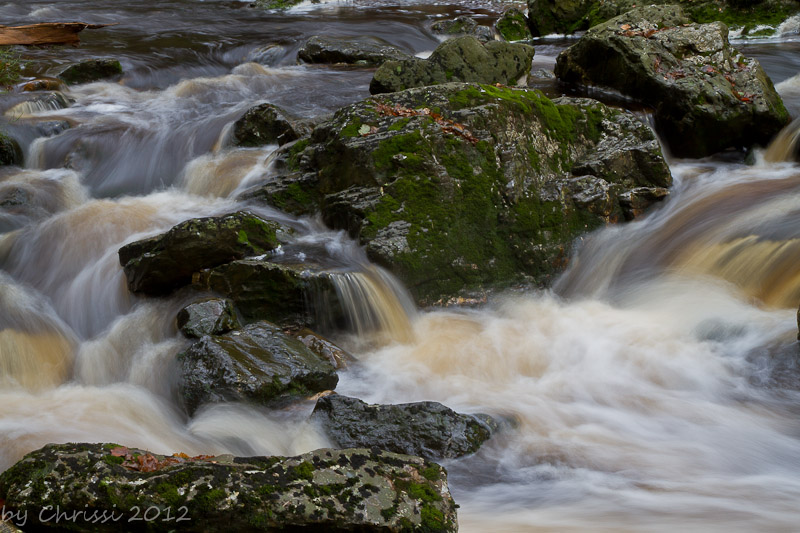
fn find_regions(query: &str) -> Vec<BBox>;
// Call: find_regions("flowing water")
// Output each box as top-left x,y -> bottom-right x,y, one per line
1,0 -> 800,531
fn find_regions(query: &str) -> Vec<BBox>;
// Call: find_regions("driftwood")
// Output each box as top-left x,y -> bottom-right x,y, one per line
0,22 -> 117,46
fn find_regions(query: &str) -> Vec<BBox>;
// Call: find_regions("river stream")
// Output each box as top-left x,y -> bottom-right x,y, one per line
1,1 -> 800,531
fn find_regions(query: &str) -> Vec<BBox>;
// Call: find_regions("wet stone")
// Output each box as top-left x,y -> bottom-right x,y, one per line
297,35 -> 412,66
179,321 -> 338,415
431,15 -> 495,42
311,393 -> 495,460
177,298 -> 240,338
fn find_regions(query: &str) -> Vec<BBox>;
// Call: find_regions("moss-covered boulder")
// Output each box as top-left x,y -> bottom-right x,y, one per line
527,0 -> 800,36
250,82 -> 670,304
555,5 -> 790,157
370,36 -> 534,94
231,103 -> 307,147
57,58 -> 123,85
312,393 -> 494,460
298,35 -> 412,66
0,133 -> 21,166
118,211 -> 289,295
252,0 -> 303,10
180,321 -> 338,415
495,7 -> 533,41
430,15 -> 495,42
177,298 -> 240,338
0,443 -> 458,532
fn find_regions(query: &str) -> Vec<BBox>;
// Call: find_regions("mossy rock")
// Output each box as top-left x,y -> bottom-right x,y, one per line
0,133 -> 22,166
254,82 -> 670,305
0,443 -> 458,532
179,321 -> 338,415
252,0 -> 304,9
496,7 -> 533,41
312,393 -> 495,460
118,211 -> 289,295
555,5 -> 790,157
231,103 -> 305,147
526,0 -> 800,36
430,15 -> 495,42
57,59 -> 122,85
370,36 -> 534,94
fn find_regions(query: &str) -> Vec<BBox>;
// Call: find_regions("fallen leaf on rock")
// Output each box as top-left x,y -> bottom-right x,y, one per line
620,24 -> 632,30
110,446 -> 129,457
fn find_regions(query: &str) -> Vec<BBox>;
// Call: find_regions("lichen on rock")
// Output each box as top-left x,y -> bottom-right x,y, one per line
0,443 -> 458,532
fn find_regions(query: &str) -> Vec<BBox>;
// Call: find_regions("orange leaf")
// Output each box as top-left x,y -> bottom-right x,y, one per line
110,447 -> 129,457
620,24 -> 632,30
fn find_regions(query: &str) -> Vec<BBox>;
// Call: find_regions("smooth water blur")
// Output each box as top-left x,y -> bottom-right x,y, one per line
1,0 -> 800,531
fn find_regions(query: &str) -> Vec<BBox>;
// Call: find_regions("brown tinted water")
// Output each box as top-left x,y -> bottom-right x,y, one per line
2,1 -> 800,531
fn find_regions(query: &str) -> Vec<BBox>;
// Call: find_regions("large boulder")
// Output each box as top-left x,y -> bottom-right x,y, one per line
370,36 -> 534,94
249,82 -> 670,304
430,16 -> 495,42
312,393 -> 494,460
298,35 -> 412,66
231,103 -> 306,147
0,443 -> 458,532
177,298 -> 240,338
57,58 -> 123,85
555,5 -> 790,158
527,0 -> 800,37
118,211 -> 288,295
179,321 -> 338,415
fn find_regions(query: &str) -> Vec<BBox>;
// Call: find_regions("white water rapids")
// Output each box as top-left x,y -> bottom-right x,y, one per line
1,0 -> 800,531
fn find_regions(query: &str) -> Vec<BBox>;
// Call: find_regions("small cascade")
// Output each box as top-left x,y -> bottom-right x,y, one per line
320,266 -> 417,344
763,117 -> 800,163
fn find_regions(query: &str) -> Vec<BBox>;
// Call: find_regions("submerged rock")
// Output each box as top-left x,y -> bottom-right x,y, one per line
431,15 -> 495,42
179,321 -> 338,414
253,82 -> 670,304
177,298 -> 240,338
57,58 -> 123,85
527,0 -> 800,36
118,211 -> 287,295
495,7 -> 533,41
231,103 -> 305,147
0,442 -> 458,532
555,5 -> 790,157
370,36 -> 534,94
312,393 -> 494,460
298,35 -> 411,66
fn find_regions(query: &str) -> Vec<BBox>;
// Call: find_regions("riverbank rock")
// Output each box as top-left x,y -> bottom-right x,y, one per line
296,328 -> 353,368
57,58 -> 123,85
0,443 -> 457,532
298,35 -> 411,66
118,211 -> 287,295
180,321 -> 338,415
370,36 -> 534,94
231,103 -> 306,147
495,7 -> 533,41
555,5 -> 790,158
527,0 -> 800,36
312,394 -> 494,460
431,15 -> 495,42
177,298 -> 240,338
249,82 -> 670,304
